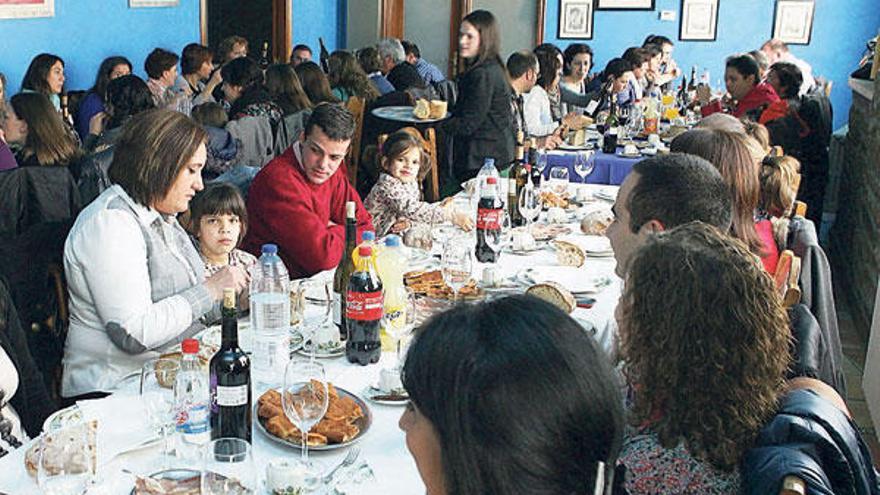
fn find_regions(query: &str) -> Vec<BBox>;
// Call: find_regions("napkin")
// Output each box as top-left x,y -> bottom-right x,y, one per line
77,394 -> 157,467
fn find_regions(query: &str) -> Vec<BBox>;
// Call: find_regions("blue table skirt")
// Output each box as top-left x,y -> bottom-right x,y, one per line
543,149 -> 641,185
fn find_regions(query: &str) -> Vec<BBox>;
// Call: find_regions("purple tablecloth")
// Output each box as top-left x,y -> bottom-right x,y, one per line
543,149 -> 640,185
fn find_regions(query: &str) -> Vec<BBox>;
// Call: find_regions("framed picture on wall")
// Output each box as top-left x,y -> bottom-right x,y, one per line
679,0 -> 718,41
0,0 -> 54,19
773,0 -> 815,45
558,0 -> 594,39
129,0 -> 179,7
596,0 -> 654,10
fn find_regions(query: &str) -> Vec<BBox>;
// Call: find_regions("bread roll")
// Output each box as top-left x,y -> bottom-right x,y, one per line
429,100 -> 448,119
552,240 -> 586,267
527,282 -> 576,313
413,99 -> 430,119
580,209 -> 613,235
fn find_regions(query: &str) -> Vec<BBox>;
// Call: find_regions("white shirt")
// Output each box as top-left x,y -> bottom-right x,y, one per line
62,186 -> 211,397
0,347 -> 26,451
523,85 -> 561,137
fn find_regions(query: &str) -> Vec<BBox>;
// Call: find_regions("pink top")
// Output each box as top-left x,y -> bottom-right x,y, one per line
755,219 -> 780,273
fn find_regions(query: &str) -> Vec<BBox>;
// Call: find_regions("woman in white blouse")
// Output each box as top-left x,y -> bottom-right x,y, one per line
523,50 -> 589,139
61,109 -> 249,399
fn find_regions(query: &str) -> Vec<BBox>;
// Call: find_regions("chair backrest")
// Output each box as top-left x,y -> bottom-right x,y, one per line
345,96 -> 366,187
774,250 -> 802,307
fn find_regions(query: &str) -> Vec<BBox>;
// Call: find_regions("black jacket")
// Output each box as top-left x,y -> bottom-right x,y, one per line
448,59 -> 514,181
742,389 -> 879,495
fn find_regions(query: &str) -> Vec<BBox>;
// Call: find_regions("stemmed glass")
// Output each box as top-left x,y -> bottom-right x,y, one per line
534,149 -> 548,188
301,278 -> 334,361
282,360 -> 329,470
518,180 -> 540,230
37,422 -> 95,495
484,211 -> 512,259
383,286 -> 417,368
573,150 -> 595,184
441,238 -> 473,302
201,438 -> 257,494
548,166 -> 570,196
140,358 -> 179,470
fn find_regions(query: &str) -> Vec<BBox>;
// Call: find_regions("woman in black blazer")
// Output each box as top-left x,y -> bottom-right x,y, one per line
448,10 -> 514,183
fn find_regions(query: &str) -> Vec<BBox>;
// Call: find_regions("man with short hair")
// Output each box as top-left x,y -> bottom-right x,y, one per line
506,51 -> 561,149
290,44 -> 312,67
760,38 -> 815,95
376,38 -> 406,76
243,103 -> 373,278
606,153 -> 732,277
144,48 -> 180,109
401,40 -> 445,85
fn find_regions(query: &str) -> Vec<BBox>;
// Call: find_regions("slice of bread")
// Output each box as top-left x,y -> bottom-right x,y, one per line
552,240 -> 586,267
527,282 -> 576,314
413,99 -> 431,119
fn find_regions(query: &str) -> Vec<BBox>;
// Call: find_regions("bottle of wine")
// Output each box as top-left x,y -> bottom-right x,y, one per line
209,289 -> 252,443
602,99 -> 620,154
508,141 -> 525,226
259,41 -> 271,71
333,201 -> 357,340
585,78 -> 613,119
319,37 -> 330,73
687,66 -> 697,103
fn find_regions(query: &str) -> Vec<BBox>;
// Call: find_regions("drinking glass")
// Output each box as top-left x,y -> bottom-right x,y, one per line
518,182 -> 540,229
548,166 -> 569,196
484,210 -> 512,258
441,238 -> 473,302
141,358 -> 179,470
573,150 -> 595,184
383,286 -> 416,367
201,437 -> 257,494
534,149 -> 548,187
282,360 -> 329,467
301,278 -> 333,361
37,422 -> 94,495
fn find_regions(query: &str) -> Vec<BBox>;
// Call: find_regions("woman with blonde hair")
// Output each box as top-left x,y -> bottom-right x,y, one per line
617,221 -> 791,494
327,50 -> 380,103
671,128 -> 780,272
2,93 -> 81,170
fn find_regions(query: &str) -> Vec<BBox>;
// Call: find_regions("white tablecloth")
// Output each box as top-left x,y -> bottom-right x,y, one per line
0,184 -> 620,494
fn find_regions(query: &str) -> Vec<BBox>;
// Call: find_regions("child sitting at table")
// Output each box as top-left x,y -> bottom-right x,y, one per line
187,182 -> 257,276
364,129 -> 473,236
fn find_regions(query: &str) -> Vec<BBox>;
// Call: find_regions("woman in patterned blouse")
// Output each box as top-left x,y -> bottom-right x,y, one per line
364,130 -> 472,236
615,222 -> 791,494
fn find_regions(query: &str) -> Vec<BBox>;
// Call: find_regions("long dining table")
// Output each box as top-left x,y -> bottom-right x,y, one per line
0,183 -> 621,495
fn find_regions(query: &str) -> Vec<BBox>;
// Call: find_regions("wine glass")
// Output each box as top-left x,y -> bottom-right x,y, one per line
201,437 -> 257,494
301,278 -> 334,361
441,238 -> 473,302
382,286 -> 416,368
548,166 -> 569,196
140,358 -> 179,470
518,181 -> 540,229
282,360 -> 329,469
573,150 -> 595,184
534,149 -> 548,187
484,210 -> 512,258
37,422 -> 94,495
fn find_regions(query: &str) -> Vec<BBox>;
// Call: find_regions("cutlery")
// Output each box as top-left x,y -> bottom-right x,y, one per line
322,447 -> 360,486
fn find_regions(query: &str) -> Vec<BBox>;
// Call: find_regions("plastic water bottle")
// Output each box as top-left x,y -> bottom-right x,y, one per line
250,244 -> 290,386
476,157 -> 499,193
174,339 -> 210,459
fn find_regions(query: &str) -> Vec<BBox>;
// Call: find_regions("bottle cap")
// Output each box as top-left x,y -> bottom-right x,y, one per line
484,158 -> 495,167
181,338 -> 199,354
358,246 -> 372,257
486,177 -> 497,185
385,235 -> 401,247
362,231 -> 375,242
223,288 -> 235,308
261,243 -> 278,254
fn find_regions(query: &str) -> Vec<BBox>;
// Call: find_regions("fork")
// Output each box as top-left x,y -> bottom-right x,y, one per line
321,447 -> 360,486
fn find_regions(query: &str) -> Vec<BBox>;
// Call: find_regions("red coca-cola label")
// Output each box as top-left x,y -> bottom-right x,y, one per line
477,208 -> 502,230
346,290 -> 384,321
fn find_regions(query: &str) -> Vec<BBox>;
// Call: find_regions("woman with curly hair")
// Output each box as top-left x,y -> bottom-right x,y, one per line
327,50 -> 379,103
617,221 -> 791,494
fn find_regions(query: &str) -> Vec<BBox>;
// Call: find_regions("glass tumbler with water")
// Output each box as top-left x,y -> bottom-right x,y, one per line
250,243 -> 291,386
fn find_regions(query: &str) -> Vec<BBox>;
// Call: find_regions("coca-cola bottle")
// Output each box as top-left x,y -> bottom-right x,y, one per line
475,177 -> 503,263
345,246 -> 382,366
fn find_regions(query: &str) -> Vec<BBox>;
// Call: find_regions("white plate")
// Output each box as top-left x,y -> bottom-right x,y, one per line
42,404 -> 83,432
556,235 -> 612,255
520,267 -> 611,294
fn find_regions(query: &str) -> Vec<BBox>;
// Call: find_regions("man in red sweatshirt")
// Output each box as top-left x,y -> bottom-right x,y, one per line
698,54 -> 780,122
243,103 -> 373,278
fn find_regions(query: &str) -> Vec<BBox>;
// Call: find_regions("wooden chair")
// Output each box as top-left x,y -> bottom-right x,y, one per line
345,96 -> 366,187
377,126 -> 441,202
793,200 -> 807,218
774,250 -> 802,307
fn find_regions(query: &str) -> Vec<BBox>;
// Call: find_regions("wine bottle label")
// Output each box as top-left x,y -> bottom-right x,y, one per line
332,291 -> 343,326
346,290 -> 383,321
477,208 -> 502,230
585,99 -> 600,115
216,385 -> 248,407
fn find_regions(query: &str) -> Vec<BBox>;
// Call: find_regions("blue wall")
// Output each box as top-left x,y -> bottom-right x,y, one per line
1,0 -> 200,95
0,0 -> 345,95
543,0 -> 880,129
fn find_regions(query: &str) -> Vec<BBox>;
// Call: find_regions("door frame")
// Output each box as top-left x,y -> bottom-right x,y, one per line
200,0 -> 291,63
